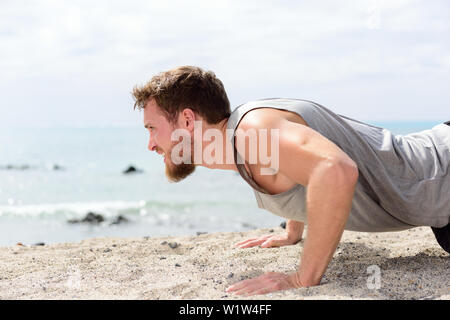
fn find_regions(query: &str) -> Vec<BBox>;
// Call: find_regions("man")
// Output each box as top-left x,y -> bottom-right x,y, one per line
132,65 -> 450,296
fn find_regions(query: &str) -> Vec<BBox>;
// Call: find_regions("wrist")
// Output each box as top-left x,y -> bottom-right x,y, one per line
286,232 -> 302,244
293,271 -> 321,288
289,272 -> 308,288
286,220 -> 304,243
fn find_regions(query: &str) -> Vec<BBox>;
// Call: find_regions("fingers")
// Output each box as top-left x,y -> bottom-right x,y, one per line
234,235 -> 272,248
226,279 -> 253,294
234,235 -> 271,246
261,236 -> 293,248
226,278 -> 267,296
226,273 -> 291,296
260,238 -> 280,248
235,234 -> 297,249
236,239 -> 265,248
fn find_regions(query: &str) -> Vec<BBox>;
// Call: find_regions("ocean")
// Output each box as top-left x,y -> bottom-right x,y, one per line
0,120 -> 443,246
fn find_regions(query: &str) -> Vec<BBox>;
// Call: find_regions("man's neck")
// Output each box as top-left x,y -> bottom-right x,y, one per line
197,118 -> 238,172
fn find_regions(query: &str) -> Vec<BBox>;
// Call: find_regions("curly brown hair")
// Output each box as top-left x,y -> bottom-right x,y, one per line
132,66 -> 231,124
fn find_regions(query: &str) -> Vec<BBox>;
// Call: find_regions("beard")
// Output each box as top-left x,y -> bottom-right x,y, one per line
164,143 -> 196,183
165,159 -> 196,182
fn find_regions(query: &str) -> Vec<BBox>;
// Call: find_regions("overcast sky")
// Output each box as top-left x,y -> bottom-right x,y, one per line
0,0 -> 449,127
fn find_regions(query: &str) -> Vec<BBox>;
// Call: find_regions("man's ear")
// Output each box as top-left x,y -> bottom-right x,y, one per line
178,108 -> 196,132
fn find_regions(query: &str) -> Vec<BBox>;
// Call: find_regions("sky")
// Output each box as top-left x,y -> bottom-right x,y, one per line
0,0 -> 449,127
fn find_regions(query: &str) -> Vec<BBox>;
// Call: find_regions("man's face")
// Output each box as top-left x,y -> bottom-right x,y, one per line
143,99 -> 195,182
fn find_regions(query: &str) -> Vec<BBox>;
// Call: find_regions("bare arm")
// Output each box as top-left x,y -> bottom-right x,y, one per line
273,117 -> 358,286
295,157 -> 357,286
227,112 -> 358,295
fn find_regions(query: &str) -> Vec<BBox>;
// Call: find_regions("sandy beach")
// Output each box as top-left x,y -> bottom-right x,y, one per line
0,226 -> 448,300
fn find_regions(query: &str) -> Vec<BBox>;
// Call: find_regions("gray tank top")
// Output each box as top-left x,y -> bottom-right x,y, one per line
227,98 -> 450,232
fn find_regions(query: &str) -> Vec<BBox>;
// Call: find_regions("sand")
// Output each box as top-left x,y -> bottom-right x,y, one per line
0,226 -> 448,300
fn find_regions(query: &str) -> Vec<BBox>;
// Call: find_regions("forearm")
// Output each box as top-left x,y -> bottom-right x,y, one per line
296,162 -> 358,286
286,219 -> 304,242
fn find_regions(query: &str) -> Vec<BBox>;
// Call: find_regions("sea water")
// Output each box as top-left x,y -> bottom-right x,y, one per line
0,121 -> 443,246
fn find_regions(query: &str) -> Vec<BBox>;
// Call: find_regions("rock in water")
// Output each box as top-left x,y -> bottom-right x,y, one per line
110,215 -> 129,225
68,212 -> 105,224
52,164 -> 64,171
122,165 -> 143,174
1,164 -> 31,170
82,212 -> 105,224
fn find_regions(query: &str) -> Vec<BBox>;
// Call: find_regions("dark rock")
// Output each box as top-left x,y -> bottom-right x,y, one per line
81,212 -> 104,223
52,164 -> 64,171
227,273 -> 234,279
123,165 -> 143,174
1,164 -> 61,171
33,242 -> 45,246
160,241 -> 168,245
110,215 -> 129,225
1,164 -> 32,170
103,248 -> 112,253
175,263 -> 181,267
168,242 -> 179,249
68,212 -> 105,224
196,232 -> 208,236
280,221 -> 287,229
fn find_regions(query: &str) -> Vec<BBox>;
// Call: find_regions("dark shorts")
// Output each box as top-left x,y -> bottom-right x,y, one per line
430,121 -> 450,254
432,225 -> 450,253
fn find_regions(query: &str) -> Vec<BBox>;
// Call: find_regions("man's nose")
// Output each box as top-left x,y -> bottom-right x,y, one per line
148,135 -> 157,152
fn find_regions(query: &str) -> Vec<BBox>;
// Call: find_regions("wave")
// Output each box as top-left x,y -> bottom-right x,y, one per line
0,199 -> 244,219
0,200 -> 144,218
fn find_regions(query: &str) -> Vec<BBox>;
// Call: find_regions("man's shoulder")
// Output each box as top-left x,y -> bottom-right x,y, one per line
237,107 -> 307,132
237,108 -> 275,129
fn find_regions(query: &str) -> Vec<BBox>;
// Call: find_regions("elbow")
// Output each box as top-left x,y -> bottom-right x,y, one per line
341,157 -> 359,185
321,157 -> 359,187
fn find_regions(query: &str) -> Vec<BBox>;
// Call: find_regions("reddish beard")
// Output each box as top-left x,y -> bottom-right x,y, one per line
163,142 -> 196,183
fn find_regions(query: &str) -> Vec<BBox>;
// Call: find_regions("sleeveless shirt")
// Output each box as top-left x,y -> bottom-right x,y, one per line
227,98 -> 450,232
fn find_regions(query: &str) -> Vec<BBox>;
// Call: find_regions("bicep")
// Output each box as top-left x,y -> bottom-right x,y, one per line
236,114 -> 355,186
277,119 -> 353,185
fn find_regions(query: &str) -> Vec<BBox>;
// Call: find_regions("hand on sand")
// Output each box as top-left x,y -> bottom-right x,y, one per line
226,272 -> 303,296
234,233 -> 301,249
